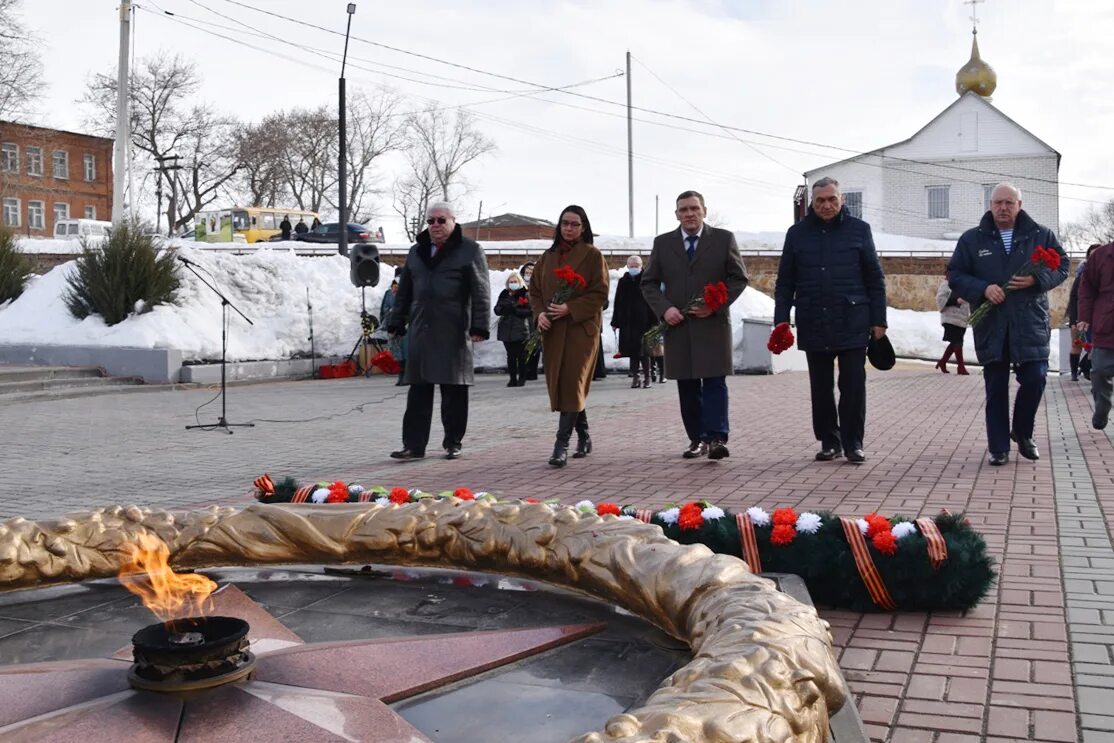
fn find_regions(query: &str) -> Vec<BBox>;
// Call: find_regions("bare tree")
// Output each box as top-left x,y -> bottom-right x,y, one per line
406,109 -> 495,202
276,106 -> 336,215
393,154 -> 439,242
705,210 -> 730,229
234,114 -> 290,207
1064,199 -> 1114,252
0,0 -> 44,122
332,88 -> 406,224
82,53 -> 243,232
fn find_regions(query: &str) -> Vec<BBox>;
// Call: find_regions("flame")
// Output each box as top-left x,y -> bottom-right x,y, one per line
118,533 -> 216,626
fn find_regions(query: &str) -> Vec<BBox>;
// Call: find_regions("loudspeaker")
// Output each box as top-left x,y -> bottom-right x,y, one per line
349,243 -> 380,287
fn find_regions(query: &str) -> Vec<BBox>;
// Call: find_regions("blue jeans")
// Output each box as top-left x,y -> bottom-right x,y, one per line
676,377 -> 729,443
983,357 -> 1047,454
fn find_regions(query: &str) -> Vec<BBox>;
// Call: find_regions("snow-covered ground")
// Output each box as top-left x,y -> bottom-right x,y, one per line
1,242 -> 1057,370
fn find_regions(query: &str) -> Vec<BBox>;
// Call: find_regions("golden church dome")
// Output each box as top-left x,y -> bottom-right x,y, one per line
956,31 -> 997,97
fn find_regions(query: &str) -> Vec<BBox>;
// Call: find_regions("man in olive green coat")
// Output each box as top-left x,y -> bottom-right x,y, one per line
641,190 -> 749,460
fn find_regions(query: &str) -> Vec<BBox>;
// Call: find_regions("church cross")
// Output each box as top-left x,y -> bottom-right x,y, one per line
965,0 -> 986,32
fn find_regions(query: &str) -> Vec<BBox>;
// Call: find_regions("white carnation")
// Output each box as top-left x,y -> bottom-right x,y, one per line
892,522 -> 918,540
659,507 -> 680,525
856,518 -> 870,535
575,499 -> 595,512
348,484 -> 365,495
310,488 -> 329,504
796,512 -> 822,534
701,506 -> 725,521
617,515 -> 635,521
375,497 -> 390,507
746,507 -> 770,526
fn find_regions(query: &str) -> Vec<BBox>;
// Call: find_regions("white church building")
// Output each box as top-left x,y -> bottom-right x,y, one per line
803,29 -> 1059,239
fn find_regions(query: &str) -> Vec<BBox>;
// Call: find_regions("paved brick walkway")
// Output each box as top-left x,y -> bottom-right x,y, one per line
2,366 -> 1112,742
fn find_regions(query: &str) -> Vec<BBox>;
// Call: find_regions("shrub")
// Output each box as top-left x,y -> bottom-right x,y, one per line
64,221 -> 180,326
0,227 -> 32,305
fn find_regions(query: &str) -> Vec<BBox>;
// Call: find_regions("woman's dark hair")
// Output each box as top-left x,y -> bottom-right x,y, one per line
550,205 -> 594,250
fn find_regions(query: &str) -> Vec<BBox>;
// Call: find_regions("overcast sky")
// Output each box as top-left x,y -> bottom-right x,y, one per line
14,0 -> 1114,239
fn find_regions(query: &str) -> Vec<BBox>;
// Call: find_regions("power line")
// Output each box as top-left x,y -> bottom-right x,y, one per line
219,0 -> 1114,194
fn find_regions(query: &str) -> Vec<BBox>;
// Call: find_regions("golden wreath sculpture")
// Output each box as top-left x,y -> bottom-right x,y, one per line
0,499 -> 846,743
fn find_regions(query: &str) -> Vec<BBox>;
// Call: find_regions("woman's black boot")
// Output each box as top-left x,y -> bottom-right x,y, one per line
573,411 -> 592,458
549,412 -> 577,467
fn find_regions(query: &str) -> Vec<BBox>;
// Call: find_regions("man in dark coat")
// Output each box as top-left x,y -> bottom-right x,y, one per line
612,255 -> 656,388
773,177 -> 887,464
641,190 -> 749,460
294,217 -> 309,235
1067,244 -> 1102,381
948,183 -> 1068,466
1076,241 -> 1114,429
387,202 -> 491,461
279,215 -> 292,240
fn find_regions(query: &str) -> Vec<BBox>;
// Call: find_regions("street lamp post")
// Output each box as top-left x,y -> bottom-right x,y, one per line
337,3 -> 356,257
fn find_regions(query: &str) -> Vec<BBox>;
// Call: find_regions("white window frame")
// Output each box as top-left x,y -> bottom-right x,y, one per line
926,185 -> 950,220
84,205 -> 96,219
28,200 -> 45,230
1,142 -> 18,173
53,202 -> 70,224
52,149 -> 69,179
26,146 -> 42,176
982,184 -> 996,213
83,153 -> 96,182
843,191 -> 864,220
2,197 -> 19,227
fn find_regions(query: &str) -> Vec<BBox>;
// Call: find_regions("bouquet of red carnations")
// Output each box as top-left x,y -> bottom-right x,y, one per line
967,245 -> 1062,327
524,265 -> 588,360
767,322 -> 795,354
642,281 -> 729,350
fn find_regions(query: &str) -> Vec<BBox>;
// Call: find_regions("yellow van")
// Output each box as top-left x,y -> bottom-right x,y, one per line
195,207 -> 319,244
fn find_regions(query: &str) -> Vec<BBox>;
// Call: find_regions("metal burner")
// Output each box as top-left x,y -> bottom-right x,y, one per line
128,615 -> 255,692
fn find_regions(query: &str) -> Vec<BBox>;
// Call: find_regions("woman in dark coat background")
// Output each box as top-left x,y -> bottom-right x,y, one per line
1068,244 -> 1102,380
520,261 -> 541,381
494,272 -> 532,386
528,205 -> 610,467
612,254 -> 657,387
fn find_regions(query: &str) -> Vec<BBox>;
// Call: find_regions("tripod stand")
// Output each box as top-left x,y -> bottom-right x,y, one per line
179,256 -> 255,434
348,286 -> 384,377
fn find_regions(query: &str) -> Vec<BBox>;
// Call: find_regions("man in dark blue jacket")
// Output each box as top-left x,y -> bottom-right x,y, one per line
774,178 -> 887,463
948,183 -> 1068,466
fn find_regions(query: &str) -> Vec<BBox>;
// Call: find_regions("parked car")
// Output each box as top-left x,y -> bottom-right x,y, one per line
268,222 -> 372,244
53,219 -> 113,240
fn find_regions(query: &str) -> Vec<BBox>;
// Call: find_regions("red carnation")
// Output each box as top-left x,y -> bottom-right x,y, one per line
872,529 -> 898,556
864,513 -> 891,538
1030,245 -> 1062,272
388,487 -> 410,505
770,524 -> 796,546
767,322 -> 795,354
678,502 -> 705,531
771,507 -> 798,526
524,497 -> 539,504
517,296 -> 530,306
554,265 -> 587,291
326,481 -> 349,504
596,502 -> 621,516
702,281 -> 729,312
454,487 -> 475,501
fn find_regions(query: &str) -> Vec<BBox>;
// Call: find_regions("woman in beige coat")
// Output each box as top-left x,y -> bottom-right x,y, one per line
528,205 -> 610,466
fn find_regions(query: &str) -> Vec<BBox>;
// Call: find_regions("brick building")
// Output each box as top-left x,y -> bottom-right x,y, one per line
458,213 -> 555,242
800,31 -> 1059,237
0,121 -> 114,236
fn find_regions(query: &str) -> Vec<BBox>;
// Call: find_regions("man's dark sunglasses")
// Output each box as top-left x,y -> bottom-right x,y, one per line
426,217 -> 449,225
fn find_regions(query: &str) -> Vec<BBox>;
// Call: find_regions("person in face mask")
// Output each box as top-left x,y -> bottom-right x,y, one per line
611,255 -> 657,387
494,271 -> 533,386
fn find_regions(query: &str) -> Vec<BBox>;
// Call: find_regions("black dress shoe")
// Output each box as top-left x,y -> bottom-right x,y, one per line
815,447 -> 843,461
682,441 -> 708,459
988,451 -> 1009,466
445,446 -> 462,460
1010,432 -> 1039,461
572,436 -> 592,459
390,448 -> 424,461
846,449 -> 866,463
707,441 -> 730,460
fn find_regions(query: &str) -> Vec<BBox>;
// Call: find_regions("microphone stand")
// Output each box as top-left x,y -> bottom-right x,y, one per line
179,256 -> 255,434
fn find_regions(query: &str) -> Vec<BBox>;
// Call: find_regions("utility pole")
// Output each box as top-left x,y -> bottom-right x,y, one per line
112,0 -> 131,226
654,194 -> 659,236
475,200 -> 483,240
626,50 -> 634,239
337,3 -> 356,257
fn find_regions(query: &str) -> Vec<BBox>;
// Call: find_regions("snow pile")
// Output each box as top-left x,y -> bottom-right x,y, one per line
0,245 -> 1057,369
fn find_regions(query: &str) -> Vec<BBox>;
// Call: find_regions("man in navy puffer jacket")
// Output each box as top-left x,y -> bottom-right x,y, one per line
774,177 -> 887,464
948,183 -> 1068,466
